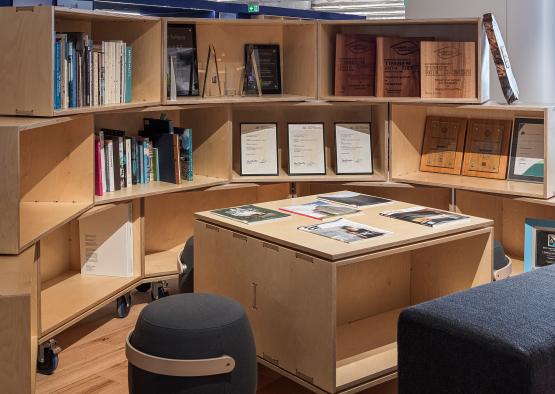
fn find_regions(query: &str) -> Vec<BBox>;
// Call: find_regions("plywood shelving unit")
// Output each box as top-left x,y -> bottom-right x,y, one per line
390,103 -> 555,198
163,18 -> 317,105
231,102 -> 388,183
0,6 -> 162,117
318,18 -> 489,104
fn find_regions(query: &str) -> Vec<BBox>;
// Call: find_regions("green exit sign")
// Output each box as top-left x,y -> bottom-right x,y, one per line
247,3 -> 259,13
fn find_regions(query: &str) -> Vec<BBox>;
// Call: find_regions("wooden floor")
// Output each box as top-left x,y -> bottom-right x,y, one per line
36,285 -> 397,394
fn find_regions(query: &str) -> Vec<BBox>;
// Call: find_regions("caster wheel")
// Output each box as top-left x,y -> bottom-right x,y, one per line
136,283 -> 151,293
116,293 -> 131,318
151,283 -> 169,301
37,340 -> 60,375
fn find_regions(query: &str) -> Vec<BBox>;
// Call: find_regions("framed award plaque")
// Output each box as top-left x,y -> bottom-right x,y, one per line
287,123 -> 326,175
244,44 -> 281,95
508,117 -> 544,183
461,118 -> 512,179
420,116 -> 467,174
524,218 -> 555,272
240,123 -> 279,176
334,123 -> 373,175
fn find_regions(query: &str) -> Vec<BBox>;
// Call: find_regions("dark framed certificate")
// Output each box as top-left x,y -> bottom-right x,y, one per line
524,218 -> 555,271
167,24 -> 199,98
244,44 -> 281,95
461,118 -> 512,179
239,123 -> 279,176
508,117 -> 544,183
334,123 -> 373,175
287,123 -> 326,176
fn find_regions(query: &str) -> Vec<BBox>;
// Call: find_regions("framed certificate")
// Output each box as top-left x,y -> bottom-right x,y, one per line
334,123 -> 373,175
524,218 -> 555,271
240,123 -> 279,176
461,118 -> 512,179
287,123 -> 326,175
420,116 -> 467,175
508,117 -> 544,183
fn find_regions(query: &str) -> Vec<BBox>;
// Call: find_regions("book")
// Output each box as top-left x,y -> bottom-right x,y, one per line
176,127 -> 193,181
125,138 -> 132,187
318,191 -> 392,208
375,37 -> 421,97
298,218 -> 391,244
380,206 -> 469,228
79,203 -> 134,277
334,34 -> 376,96
280,200 -> 360,220
211,205 -> 289,224
152,147 -> 160,181
98,131 -> 106,194
139,130 -> 179,184
94,135 -> 103,196
131,137 -> 138,184
125,46 -> 132,103
104,139 -> 115,192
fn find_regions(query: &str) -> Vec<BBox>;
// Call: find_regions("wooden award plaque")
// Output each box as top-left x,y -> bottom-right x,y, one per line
420,116 -> 467,174
376,37 -> 421,97
421,41 -> 476,99
334,34 -> 376,96
461,119 -> 513,179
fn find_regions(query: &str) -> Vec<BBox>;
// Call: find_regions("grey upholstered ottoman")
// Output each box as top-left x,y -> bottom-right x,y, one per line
398,264 -> 555,394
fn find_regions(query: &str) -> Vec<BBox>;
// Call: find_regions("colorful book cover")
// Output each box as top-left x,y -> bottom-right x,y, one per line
298,218 -> 391,244
211,205 -> 289,225
178,128 -> 193,181
152,147 -> 160,181
131,137 -> 138,185
94,135 -> 103,196
380,206 -> 469,228
138,138 -> 145,184
54,39 -> 61,110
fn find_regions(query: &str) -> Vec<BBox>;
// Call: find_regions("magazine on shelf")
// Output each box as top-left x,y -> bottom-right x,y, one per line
298,218 -> 391,244
211,204 -> 289,224
318,191 -> 392,208
380,206 -> 470,228
280,200 -> 360,220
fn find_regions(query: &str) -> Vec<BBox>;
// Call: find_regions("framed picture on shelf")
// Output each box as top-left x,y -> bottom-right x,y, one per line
239,123 -> 279,176
524,218 -> 555,272
508,117 -> 544,183
167,24 -> 199,99
334,122 -> 373,175
287,123 -> 326,176
244,44 -> 282,95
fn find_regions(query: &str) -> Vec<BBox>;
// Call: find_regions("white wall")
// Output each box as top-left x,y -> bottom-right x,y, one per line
406,0 -> 555,103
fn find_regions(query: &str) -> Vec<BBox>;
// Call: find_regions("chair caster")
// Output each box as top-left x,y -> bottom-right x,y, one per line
116,293 -> 132,318
151,281 -> 169,301
37,339 -> 61,375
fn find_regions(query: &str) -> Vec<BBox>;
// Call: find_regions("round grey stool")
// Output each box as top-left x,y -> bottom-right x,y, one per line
126,293 -> 257,394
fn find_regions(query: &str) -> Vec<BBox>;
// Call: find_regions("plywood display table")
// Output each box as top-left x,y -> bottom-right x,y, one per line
194,193 -> 493,393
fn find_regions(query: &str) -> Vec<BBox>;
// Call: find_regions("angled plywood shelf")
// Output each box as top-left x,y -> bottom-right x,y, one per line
0,6 -> 162,117
391,103 -> 555,199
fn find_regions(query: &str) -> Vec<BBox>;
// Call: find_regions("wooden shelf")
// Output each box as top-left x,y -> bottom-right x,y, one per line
318,18 -> 489,104
40,270 -> 139,336
95,176 -> 228,205
166,94 -> 311,106
145,245 -> 182,278
336,308 -> 401,391
391,103 -> 555,199
53,101 -> 162,116
232,169 -> 387,184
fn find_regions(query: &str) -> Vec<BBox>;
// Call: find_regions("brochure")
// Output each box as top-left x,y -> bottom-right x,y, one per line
280,200 -> 360,220
298,218 -> 391,244
380,206 -> 469,228
318,191 -> 392,208
211,204 -> 289,224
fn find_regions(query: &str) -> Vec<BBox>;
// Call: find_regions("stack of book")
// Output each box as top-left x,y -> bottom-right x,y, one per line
94,118 -> 193,197
54,33 -> 132,110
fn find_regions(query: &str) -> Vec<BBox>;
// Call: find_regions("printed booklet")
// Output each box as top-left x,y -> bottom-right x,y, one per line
380,206 -> 469,228
211,204 -> 289,224
298,218 -> 391,244
318,191 -> 392,208
280,200 -> 360,220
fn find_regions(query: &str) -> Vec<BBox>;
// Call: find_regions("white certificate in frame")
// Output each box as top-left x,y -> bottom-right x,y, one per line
240,123 -> 279,176
334,122 -> 373,175
287,123 -> 326,175
508,117 -> 544,183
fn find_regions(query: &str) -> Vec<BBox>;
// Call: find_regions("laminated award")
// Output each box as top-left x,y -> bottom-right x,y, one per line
421,41 -> 476,99
334,34 -> 376,96
420,116 -> 467,175
508,118 -> 544,182
287,123 -> 326,175
244,44 -> 281,95
461,119 -> 512,179
239,123 -> 279,176
376,37 -> 421,97
524,218 -> 555,271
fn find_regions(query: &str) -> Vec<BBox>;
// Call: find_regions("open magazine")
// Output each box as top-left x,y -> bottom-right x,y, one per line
318,191 -> 392,208
380,206 -> 469,228
298,218 -> 391,244
280,200 -> 360,220
211,204 -> 289,224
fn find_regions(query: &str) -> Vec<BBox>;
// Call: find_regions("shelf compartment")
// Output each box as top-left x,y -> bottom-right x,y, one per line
93,105 -> 232,204
163,18 -> 317,104
0,115 -> 94,254
38,200 -> 141,338
391,103 -> 555,198
231,102 -> 388,183
318,18 -> 489,104
0,6 -> 162,116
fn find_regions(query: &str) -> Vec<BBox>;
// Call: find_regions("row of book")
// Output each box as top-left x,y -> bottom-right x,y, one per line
54,33 -> 132,110
94,117 -> 193,197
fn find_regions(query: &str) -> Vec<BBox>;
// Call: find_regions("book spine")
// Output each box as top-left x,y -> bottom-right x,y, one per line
152,147 -> 159,181
173,134 -> 181,184
131,137 -> 138,185
94,135 -> 103,196
143,138 -> 150,184
61,36 -> 68,109
125,138 -> 132,188
186,128 -> 193,181
105,140 -> 114,192
54,39 -> 60,110
138,139 -> 144,184
148,142 -> 154,182
99,131 -> 106,194
125,46 -> 132,103
118,136 -> 125,189
87,40 -> 93,106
